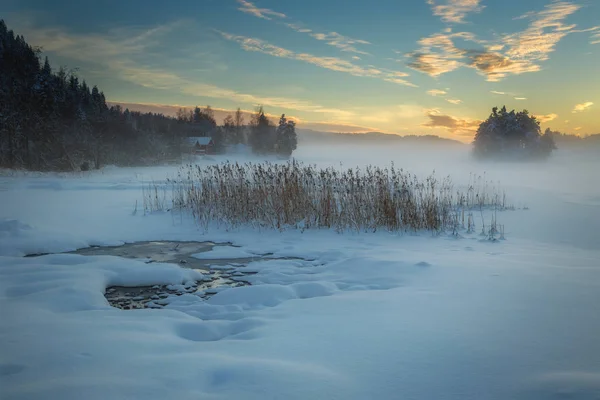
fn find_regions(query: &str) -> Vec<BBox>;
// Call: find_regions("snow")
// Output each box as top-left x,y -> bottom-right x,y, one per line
1,144 -> 600,399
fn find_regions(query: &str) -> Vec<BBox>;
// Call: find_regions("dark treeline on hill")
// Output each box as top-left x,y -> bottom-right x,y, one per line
0,20 -> 297,171
544,129 -> 600,148
297,129 -> 464,145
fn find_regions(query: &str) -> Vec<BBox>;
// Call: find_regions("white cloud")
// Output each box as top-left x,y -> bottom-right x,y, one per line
285,23 -> 312,33
239,3 -> 371,55
427,89 -> 448,96
218,31 -> 416,87
514,97 -> 527,100
237,0 -> 286,20
14,19 -> 357,118
573,102 -> 593,113
309,31 -> 371,55
504,2 -> 582,63
446,98 -> 462,104
426,0 -> 484,23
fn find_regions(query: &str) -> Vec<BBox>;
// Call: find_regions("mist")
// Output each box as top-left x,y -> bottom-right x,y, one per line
288,139 -> 600,250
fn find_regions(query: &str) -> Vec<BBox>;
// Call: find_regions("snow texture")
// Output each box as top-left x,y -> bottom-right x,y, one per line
1,144 -> 600,400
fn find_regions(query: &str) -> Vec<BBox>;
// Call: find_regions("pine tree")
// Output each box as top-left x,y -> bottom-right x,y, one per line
249,106 -> 275,155
275,114 -> 298,158
222,115 -> 236,146
234,107 -> 245,144
473,106 -> 555,160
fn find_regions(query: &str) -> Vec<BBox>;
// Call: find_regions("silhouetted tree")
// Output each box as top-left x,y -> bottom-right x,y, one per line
249,106 -> 275,154
234,107 -> 245,144
275,114 -> 298,158
473,106 -> 556,160
0,19 -> 193,170
222,115 -> 236,146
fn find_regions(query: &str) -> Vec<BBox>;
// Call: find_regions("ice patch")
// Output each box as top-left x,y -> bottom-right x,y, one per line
192,246 -> 259,259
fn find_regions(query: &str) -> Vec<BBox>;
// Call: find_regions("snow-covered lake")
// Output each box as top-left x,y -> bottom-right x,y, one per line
1,143 -> 599,400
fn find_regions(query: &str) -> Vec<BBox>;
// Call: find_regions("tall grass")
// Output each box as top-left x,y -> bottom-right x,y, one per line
167,161 -> 507,234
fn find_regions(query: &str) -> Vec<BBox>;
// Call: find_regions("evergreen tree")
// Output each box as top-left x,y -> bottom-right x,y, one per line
473,106 -> 556,160
275,114 -> 298,158
249,106 -> 275,154
234,107 -> 245,144
222,115 -> 236,146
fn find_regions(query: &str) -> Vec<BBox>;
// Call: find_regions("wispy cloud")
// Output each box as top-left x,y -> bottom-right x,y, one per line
285,23 -> 311,33
466,50 -> 540,81
573,102 -> 594,113
309,31 -> 371,55
237,0 -> 286,20
406,31 -> 480,76
426,89 -> 461,104
490,90 -> 529,100
535,113 -> 558,123
236,2 -> 371,55
408,2 -> 592,82
218,31 -> 416,87
504,2 -> 582,64
422,109 -> 481,135
427,89 -> 448,96
426,0 -> 484,23
16,19 -> 356,118
111,62 -> 355,118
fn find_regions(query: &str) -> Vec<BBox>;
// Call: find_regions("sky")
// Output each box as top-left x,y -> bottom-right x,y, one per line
2,0 -> 599,141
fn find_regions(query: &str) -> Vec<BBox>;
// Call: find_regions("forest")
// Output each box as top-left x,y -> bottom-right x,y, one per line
0,20 -> 297,171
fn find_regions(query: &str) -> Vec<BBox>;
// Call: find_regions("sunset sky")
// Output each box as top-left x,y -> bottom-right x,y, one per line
2,0 -> 599,141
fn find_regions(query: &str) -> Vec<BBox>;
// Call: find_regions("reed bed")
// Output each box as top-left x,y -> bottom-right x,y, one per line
167,161 -> 507,234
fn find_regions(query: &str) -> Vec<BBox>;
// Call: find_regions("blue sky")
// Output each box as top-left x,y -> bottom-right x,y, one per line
2,0 -> 599,140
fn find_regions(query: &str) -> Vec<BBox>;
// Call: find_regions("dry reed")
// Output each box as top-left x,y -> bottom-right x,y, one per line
165,161 -> 507,234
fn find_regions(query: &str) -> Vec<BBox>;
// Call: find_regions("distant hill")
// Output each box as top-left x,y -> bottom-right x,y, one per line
550,133 -> 600,148
297,129 -> 465,146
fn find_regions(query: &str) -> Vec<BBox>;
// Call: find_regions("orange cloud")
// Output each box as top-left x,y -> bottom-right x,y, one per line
422,109 -> 481,137
535,113 -> 558,123
408,2 -> 593,82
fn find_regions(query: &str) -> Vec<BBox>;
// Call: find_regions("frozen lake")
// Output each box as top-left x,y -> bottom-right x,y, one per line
1,143 -> 599,400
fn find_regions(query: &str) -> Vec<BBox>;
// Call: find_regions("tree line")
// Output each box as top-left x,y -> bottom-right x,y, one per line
0,20 -> 297,171
174,105 -> 297,157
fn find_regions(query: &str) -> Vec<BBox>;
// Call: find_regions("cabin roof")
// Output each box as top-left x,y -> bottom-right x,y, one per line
187,137 -> 212,146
